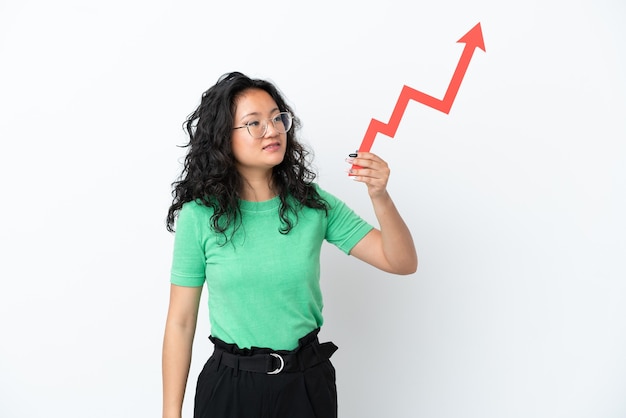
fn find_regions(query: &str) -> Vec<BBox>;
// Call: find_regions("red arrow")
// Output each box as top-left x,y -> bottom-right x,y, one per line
354,22 -> 486,157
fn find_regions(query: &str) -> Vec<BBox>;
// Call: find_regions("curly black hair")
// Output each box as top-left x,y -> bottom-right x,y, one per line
166,71 -> 328,241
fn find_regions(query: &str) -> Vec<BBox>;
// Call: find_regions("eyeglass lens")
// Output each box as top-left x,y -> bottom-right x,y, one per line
247,112 -> 292,138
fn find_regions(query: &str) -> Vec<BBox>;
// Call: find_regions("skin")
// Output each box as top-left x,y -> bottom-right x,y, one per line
230,89 -> 287,201
348,151 -> 418,274
162,88 -> 417,418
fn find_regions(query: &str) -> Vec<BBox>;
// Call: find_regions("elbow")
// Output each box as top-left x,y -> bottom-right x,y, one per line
410,253 -> 418,274
401,260 -> 418,275
391,254 -> 418,275
394,242 -> 418,275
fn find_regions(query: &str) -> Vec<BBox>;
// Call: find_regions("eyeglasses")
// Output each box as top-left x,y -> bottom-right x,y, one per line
233,112 -> 293,138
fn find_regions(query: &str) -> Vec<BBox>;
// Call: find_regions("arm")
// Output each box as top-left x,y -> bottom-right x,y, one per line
347,152 -> 418,275
162,284 -> 203,418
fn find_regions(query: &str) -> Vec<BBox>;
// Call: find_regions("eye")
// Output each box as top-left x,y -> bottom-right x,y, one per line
246,120 -> 261,127
272,114 -> 282,123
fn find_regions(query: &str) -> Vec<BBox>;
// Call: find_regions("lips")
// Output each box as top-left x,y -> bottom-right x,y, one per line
262,141 -> 281,151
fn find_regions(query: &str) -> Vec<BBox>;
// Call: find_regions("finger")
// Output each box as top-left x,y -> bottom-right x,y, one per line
355,152 -> 386,164
350,157 -> 385,171
352,162 -> 390,178
351,174 -> 388,195
350,169 -> 389,188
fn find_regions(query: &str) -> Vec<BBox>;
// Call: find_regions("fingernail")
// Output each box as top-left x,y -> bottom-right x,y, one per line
345,157 -> 354,163
348,151 -> 358,158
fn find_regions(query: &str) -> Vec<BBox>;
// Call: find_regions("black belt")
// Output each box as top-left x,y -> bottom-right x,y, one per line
212,340 -> 338,375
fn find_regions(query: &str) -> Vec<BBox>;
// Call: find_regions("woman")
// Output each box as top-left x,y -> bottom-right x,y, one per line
162,71 -> 417,418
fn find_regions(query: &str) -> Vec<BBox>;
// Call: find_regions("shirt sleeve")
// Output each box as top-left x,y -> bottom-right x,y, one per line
317,185 -> 374,254
170,201 -> 207,287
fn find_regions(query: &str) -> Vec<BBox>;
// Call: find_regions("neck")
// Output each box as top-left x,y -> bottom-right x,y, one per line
239,172 -> 277,202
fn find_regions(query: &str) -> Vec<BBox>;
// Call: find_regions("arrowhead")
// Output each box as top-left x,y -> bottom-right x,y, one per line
457,22 -> 486,52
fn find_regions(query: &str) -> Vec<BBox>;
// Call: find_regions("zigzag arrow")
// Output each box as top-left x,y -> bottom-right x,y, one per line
354,22 -> 485,158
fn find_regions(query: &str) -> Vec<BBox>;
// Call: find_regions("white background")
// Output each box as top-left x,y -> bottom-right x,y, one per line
1,1 -> 625,417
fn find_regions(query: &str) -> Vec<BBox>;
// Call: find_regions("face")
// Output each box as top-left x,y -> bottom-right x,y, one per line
231,88 -> 287,178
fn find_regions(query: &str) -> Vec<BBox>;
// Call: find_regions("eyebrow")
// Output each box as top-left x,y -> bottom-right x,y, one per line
239,107 -> 280,121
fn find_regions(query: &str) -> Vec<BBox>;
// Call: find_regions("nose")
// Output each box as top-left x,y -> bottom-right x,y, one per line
263,120 -> 280,137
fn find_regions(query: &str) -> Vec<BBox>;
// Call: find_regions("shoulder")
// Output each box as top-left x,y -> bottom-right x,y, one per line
180,199 -> 214,215
176,199 -> 215,228
311,183 -> 343,207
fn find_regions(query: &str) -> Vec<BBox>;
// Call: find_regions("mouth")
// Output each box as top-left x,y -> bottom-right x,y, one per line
262,141 -> 281,151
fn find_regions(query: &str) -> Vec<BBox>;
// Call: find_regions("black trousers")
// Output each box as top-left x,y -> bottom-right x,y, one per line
194,329 -> 338,418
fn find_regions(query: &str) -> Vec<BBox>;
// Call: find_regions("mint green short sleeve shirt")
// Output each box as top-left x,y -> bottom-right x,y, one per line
170,185 -> 373,350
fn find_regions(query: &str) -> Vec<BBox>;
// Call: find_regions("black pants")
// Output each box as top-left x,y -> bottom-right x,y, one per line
194,329 -> 338,418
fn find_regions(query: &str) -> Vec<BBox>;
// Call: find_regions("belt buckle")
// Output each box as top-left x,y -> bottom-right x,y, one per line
267,353 -> 284,375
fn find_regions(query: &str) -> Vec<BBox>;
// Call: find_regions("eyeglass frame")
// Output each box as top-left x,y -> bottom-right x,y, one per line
232,112 -> 293,138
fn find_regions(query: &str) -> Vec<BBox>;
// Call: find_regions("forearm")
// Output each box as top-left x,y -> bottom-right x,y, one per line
162,323 -> 196,418
370,190 -> 417,274
346,151 -> 417,273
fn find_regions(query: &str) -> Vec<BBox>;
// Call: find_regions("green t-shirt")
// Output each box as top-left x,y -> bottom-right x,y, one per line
170,185 -> 373,350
